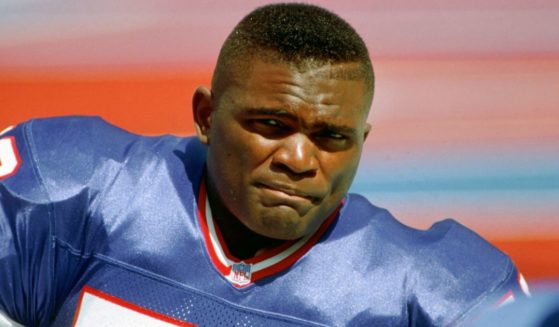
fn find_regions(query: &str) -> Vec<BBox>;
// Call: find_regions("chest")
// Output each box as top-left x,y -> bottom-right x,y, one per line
50,241 -> 411,327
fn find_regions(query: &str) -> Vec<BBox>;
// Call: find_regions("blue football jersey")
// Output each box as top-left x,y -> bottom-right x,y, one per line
0,117 -> 528,326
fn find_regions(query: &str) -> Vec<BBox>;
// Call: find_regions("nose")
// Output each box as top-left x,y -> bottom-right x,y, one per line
272,133 -> 318,177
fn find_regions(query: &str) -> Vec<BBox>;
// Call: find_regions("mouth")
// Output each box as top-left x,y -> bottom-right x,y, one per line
255,182 -> 321,204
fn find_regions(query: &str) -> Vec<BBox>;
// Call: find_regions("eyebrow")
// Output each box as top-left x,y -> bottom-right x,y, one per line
311,122 -> 357,135
244,107 -> 296,118
243,107 -> 357,135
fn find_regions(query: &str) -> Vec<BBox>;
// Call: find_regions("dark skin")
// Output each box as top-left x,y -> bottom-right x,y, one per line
193,58 -> 371,259
207,189 -> 284,259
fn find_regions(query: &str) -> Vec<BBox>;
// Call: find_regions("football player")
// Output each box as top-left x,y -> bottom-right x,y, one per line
0,3 -> 528,326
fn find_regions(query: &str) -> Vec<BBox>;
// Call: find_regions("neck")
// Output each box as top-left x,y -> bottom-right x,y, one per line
206,179 -> 284,260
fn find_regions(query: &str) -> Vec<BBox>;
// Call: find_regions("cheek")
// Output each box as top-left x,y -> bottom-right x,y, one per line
211,125 -> 272,175
322,151 -> 361,190
232,130 -> 278,168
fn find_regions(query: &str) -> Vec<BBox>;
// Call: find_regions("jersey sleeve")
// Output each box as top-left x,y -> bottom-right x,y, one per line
402,218 -> 531,326
453,269 -> 530,327
492,267 -> 531,306
460,263 -> 531,325
0,116 -> 134,326
0,122 -> 56,326
436,220 -> 531,325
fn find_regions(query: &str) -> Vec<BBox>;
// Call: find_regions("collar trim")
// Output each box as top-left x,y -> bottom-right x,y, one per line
197,179 -> 341,288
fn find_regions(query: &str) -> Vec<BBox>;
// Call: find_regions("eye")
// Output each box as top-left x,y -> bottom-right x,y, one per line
313,129 -> 353,152
325,131 -> 345,140
315,130 -> 347,141
243,118 -> 292,138
252,119 -> 286,130
260,119 -> 280,127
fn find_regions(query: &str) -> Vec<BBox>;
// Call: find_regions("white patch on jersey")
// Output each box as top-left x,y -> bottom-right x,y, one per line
0,310 -> 24,327
229,262 -> 252,286
0,137 -> 21,179
74,289 -> 195,327
497,292 -> 515,307
519,273 -> 531,297
0,126 -> 13,136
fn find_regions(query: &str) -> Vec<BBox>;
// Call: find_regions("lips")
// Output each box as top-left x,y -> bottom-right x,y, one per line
255,181 -> 322,204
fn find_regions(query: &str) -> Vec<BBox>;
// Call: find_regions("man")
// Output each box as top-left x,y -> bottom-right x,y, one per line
0,3 -> 527,326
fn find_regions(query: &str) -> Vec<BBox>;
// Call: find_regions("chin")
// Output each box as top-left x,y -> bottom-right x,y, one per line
259,228 -> 305,241
253,211 -> 316,241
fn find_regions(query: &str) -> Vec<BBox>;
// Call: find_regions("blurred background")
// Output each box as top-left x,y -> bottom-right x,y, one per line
1,0 -> 558,287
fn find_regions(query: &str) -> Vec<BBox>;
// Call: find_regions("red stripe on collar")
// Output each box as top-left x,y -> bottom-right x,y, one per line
197,178 -> 342,288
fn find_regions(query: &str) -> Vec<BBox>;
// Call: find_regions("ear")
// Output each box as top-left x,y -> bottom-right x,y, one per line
192,86 -> 213,145
363,123 -> 372,141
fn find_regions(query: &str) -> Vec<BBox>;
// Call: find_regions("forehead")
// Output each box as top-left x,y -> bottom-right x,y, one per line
222,59 -> 370,124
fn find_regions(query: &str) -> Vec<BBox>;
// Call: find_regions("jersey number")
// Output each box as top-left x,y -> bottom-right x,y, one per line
0,137 -> 21,179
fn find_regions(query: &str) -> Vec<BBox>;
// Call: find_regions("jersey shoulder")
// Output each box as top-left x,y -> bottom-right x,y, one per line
413,218 -> 520,324
343,194 -> 512,277
1,115 -> 200,202
0,116 -> 208,326
1,116 -> 136,199
341,193 -> 425,242
341,194 -> 519,325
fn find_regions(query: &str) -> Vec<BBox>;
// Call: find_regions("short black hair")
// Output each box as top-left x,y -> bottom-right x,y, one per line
212,3 -> 374,100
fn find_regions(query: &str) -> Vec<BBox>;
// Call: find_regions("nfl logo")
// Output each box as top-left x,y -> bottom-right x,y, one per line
231,262 -> 252,285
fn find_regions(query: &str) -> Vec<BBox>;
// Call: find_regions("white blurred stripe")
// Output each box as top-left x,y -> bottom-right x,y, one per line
0,311 -> 24,327
519,273 -> 531,297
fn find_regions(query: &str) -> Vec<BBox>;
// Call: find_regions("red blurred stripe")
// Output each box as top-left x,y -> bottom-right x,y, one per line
493,238 -> 559,282
1,69 -> 212,136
